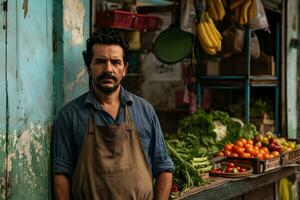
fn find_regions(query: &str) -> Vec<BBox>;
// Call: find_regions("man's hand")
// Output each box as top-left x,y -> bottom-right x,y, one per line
154,171 -> 173,200
54,174 -> 71,200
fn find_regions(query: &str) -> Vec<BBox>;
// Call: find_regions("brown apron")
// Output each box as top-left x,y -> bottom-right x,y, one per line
71,106 -> 153,200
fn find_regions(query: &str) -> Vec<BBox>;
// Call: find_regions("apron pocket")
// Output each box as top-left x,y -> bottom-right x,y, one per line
95,131 -> 132,174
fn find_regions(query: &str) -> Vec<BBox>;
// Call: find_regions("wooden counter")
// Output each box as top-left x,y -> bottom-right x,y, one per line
175,164 -> 300,200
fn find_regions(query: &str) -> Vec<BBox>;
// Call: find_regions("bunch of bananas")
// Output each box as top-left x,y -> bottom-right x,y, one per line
197,12 -> 222,55
207,0 -> 226,21
279,178 -> 293,200
230,0 -> 257,25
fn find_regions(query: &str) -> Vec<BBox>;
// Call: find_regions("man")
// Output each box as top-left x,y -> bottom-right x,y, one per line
53,28 -> 174,200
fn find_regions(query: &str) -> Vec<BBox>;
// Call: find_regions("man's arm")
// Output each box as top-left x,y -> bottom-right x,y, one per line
154,171 -> 173,200
54,174 -> 71,200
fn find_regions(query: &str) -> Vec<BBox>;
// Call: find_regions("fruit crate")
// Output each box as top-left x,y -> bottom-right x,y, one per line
96,10 -> 135,30
133,14 -> 162,32
225,156 -> 282,174
282,147 -> 300,165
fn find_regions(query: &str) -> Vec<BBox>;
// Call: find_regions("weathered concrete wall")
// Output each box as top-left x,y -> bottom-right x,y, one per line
0,0 -> 7,198
286,0 -> 298,139
54,0 -> 90,116
0,0 -> 90,198
2,0 -> 54,199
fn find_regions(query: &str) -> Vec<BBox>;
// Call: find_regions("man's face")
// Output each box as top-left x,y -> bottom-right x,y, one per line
88,44 -> 128,93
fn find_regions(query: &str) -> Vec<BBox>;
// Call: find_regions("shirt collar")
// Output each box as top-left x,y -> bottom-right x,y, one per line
84,86 -> 133,109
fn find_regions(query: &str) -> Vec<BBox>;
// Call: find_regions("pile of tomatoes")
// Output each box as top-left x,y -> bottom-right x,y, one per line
217,138 -> 280,160
211,162 -> 248,174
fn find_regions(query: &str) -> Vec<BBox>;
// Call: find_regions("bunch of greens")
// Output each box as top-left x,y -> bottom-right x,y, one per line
250,98 -> 274,119
165,110 -> 258,196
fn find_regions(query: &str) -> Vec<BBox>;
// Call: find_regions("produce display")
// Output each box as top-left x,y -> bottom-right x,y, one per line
210,162 -> 253,178
166,110 -> 300,198
166,110 -> 257,195
216,132 -> 298,160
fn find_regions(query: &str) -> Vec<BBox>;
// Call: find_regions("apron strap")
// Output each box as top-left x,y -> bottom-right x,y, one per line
88,107 -> 95,134
125,105 -> 133,131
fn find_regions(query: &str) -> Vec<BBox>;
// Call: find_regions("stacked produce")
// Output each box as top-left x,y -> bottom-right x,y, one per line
230,0 -> 257,25
254,132 -> 297,152
217,137 -> 280,160
196,12 -> 222,55
207,0 -> 226,21
216,131 -> 298,160
166,110 -> 257,196
211,162 -> 249,174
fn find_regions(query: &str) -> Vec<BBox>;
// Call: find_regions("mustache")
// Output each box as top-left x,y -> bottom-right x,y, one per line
96,72 -> 117,81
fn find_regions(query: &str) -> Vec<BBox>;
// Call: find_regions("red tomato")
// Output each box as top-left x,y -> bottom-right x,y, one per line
235,147 -> 245,155
257,153 -> 264,160
239,138 -> 247,145
212,169 -> 221,173
171,183 -> 180,193
247,140 -> 254,145
225,167 -> 233,173
224,150 -> 232,157
230,153 -> 239,157
244,144 -> 253,149
241,152 -> 251,158
235,141 -> 244,147
227,162 -> 235,168
224,144 -> 233,151
239,167 -> 247,172
271,151 -> 280,157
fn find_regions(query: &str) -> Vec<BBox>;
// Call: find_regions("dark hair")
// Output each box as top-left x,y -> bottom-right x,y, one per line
82,28 -> 129,68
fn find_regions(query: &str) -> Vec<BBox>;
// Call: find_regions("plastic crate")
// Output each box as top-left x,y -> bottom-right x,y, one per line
133,14 -> 162,32
225,156 -> 282,174
282,147 -> 300,165
96,10 -> 135,30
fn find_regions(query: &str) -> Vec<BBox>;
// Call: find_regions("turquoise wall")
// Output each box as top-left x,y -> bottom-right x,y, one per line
0,0 -> 7,197
0,0 -> 90,199
54,0 -> 90,115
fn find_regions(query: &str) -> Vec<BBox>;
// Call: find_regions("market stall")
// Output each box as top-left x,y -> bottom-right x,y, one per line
176,164 -> 300,200
94,0 -> 299,199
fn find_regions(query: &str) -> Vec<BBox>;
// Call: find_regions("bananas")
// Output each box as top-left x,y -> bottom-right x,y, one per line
197,12 -> 222,55
231,0 -> 257,25
207,0 -> 226,21
279,178 -> 293,200
230,0 -> 244,10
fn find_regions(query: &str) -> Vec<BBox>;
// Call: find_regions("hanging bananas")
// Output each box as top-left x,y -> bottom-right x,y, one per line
231,0 -> 257,25
279,178 -> 293,200
207,0 -> 226,21
197,12 -> 222,55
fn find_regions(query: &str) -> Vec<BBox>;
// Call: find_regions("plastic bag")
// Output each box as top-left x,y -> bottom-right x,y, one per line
250,32 -> 260,59
221,25 -> 260,59
180,0 -> 196,34
249,0 -> 269,31
221,25 -> 245,57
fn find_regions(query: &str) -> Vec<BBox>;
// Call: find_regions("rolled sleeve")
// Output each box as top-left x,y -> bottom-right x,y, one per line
150,109 -> 174,177
53,111 -> 75,177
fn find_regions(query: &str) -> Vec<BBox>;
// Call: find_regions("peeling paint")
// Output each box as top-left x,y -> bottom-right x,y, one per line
63,0 -> 85,45
5,153 -> 16,174
1,122 -> 51,198
15,122 -> 45,169
69,68 -> 87,91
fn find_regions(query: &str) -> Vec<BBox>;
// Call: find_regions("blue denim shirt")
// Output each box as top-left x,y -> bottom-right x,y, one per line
53,87 -> 174,178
